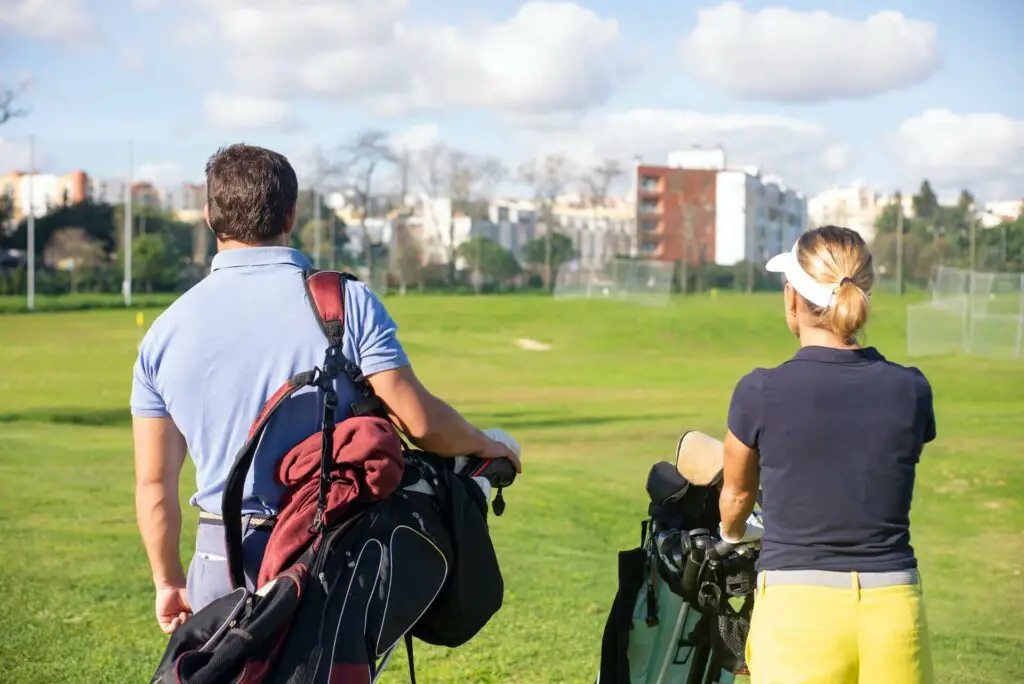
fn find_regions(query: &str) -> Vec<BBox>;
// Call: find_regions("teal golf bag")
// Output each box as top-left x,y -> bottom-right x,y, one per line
597,431 -> 760,684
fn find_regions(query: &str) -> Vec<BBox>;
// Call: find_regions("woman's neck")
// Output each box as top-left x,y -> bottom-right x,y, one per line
798,326 -> 860,350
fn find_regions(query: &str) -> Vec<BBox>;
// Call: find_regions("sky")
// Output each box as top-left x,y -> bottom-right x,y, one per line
1,0 -> 1023,202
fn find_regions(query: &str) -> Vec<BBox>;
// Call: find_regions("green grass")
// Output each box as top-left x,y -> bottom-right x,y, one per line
1,293 -> 1022,683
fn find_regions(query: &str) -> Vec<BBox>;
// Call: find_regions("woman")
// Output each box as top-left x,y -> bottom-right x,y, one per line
719,225 -> 935,684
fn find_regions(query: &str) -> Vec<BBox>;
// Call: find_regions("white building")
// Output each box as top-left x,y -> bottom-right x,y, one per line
714,168 -> 807,266
807,186 -> 892,243
979,199 -> 1023,228
551,197 -> 636,268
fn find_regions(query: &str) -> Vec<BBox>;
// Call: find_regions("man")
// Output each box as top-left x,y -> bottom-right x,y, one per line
131,143 -> 521,633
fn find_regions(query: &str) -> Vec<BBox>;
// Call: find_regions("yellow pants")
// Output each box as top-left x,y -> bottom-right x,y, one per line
745,571 -> 934,684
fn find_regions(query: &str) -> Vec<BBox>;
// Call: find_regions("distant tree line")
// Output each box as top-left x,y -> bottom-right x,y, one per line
872,180 -> 1024,288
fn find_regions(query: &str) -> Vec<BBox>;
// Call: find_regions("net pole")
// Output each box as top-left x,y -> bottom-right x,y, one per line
1016,275 -> 1024,361
26,135 -> 35,312
123,139 -> 134,308
313,187 -> 321,269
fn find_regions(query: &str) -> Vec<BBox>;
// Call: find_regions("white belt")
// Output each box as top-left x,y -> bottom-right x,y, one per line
760,568 -> 918,589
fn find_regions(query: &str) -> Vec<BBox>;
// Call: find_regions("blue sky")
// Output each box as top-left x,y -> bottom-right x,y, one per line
1,0 -> 1022,200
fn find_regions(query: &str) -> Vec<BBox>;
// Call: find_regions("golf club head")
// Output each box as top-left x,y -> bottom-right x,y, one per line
674,430 -> 725,489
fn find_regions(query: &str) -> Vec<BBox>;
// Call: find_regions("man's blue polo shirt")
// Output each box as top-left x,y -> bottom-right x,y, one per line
130,246 -> 409,516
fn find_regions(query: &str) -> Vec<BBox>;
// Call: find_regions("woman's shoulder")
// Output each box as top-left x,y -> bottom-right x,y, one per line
870,349 -> 934,393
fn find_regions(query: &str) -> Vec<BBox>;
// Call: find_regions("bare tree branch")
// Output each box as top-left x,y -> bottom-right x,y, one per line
581,159 -> 625,261
321,130 -> 396,281
518,154 -> 575,291
0,80 -> 31,127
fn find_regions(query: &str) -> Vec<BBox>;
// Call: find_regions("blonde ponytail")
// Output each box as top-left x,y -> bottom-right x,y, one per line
828,277 -> 871,342
796,225 -> 875,342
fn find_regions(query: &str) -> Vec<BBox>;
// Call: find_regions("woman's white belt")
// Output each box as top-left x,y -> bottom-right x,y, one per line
760,568 -> 918,589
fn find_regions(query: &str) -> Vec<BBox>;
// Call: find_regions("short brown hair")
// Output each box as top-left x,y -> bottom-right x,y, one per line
796,225 -> 875,342
205,143 -> 298,244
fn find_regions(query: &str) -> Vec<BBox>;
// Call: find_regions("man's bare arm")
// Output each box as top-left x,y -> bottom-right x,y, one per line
133,416 -> 189,588
719,430 -> 759,541
368,365 -> 521,471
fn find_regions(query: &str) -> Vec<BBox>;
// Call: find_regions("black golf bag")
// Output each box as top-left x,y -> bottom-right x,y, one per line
149,270 -> 518,684
597,431 -> 759,684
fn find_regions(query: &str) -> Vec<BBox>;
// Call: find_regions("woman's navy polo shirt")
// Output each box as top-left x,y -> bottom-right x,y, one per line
728,345 -> 936,573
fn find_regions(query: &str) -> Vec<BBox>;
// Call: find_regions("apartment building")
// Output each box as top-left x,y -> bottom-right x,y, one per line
1,170 -> 89,221
633,147 -> 808,267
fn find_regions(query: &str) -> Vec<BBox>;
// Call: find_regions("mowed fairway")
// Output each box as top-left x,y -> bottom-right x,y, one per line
1,292 -> 1022,683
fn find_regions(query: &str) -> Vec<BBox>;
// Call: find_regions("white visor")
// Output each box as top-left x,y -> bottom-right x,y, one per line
765,242 -> 838,309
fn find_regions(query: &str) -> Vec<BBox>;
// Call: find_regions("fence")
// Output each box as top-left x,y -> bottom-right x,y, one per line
906,266 -> 1024,360
553,258 -> 675,306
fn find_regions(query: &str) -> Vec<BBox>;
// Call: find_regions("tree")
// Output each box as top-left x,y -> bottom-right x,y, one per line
321,130 -> 396,281
291,189 -> 346,267
522,233 -> 575,282
0,80 -> 29,126
912,180 -> 939,222
519,154 -> 574,291
132,233 -> 168,293
10,199 -> 118,256
581,159 -> 625,259
410,143 -> 505,287
43,227 -> 106,293
456,236 -> 520,286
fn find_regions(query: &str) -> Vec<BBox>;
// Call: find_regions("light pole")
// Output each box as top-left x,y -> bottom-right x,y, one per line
123,140 -> 134,307
26,135 -> 35,312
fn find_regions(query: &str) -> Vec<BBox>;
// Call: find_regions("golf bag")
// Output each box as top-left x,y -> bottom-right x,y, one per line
150,270 -> 518,684
597,431 -> 760,684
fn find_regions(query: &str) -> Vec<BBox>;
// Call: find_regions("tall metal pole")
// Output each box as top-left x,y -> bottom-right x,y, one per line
27,135 -> 35,312
969,212 -> 977,273
895,192 -> 904,296
313,187 -> 321,268
329,207 -> 337,271
123,140 -> 134,307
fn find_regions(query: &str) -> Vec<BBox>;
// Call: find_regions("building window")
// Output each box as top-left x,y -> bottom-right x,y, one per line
641,218 -> 659,232
639,197 -> 659,213
640,175 -> 659,192
639,241 -> 658,255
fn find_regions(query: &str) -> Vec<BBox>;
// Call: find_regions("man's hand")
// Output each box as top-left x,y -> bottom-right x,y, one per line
368,365 -> 523,472
134,415 -> 189,618
155,585 -> 192,634
474,435 -> 522,473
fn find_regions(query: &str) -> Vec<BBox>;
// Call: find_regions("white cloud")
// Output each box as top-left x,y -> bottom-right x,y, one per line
132,0 -> 161,9
821,144 -> 852,174
185,0 -> 623,126
203,93 -> 296,131
515,108 -> 849,194
0,0 -> 95,43
888,109 -> 1024,195
680,2 -> 940,102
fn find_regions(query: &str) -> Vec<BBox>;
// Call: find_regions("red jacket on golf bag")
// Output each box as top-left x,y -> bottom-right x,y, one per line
258,415 -> 404,586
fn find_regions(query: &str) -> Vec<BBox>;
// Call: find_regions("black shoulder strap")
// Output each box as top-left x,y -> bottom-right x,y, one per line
221,269 -> 396,590
304,269 -> 389,420
222,371 -> 318,589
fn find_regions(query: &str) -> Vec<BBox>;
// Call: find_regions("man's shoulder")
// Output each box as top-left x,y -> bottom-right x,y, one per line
138,276 -> 223,351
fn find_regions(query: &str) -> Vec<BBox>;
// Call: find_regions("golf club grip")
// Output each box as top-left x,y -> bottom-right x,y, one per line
469,457 -> 518,488
711,539 -> 735,560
